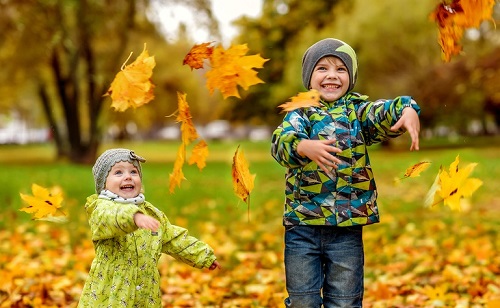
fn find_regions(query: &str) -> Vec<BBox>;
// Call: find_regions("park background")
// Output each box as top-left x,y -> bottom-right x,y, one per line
1,0 -> 500,307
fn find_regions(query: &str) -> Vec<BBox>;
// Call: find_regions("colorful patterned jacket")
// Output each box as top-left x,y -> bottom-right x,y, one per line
78,195 -> 216,308
271,92 -> 420,227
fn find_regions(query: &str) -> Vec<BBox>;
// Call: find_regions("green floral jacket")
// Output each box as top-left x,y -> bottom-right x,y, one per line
78,195 -> 216,308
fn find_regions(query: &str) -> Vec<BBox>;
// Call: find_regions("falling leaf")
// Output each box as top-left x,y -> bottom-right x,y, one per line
401,161 -> 432,179
183,42 -> 214,70
205,43 -> 269,99
169,92 -> 207,193
424,155 -> 483,211
188,140 -> 209,170
430,0 -> 495,62
105,43 -> 156,111
232,145 -> 256,220
169,146 -> 186,193
277,89 -> 321,113
176,92 -> 199,145
19,184 -> 65,220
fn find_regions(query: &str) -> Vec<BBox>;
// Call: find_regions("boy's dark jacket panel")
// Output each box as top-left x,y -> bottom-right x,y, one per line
271,92 -> 420,227
78,195 -> 216,308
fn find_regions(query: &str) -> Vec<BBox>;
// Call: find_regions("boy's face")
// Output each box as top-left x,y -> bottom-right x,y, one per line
104,161 -> 142,199
309,56 -> 349,102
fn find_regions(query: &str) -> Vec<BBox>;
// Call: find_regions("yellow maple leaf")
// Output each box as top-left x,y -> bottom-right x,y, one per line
430,0 -> 495,62
183,42 -> 214,70
424,155 -> 483,211
205,43 -> 268,99
188,140 -> 209,170
278,89 -> 321,113
232,145 -> 256,220
105,44 -> 156,111
19,184 -> 66,220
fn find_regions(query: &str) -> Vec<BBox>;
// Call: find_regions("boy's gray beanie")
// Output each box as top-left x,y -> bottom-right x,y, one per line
92,148 -> 146,193
302,38 -> 358,92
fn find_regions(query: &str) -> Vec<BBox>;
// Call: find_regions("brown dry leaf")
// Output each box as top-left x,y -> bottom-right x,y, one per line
105,44 -> 156,111
430,0 -> 495,62
183,42 -> 214,70
232,145 -> 256,220
278,89 -> 321,113
205,43 -> 268,99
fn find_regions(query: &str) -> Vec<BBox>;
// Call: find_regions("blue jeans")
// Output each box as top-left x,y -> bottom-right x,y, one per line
284,225 -> 364,308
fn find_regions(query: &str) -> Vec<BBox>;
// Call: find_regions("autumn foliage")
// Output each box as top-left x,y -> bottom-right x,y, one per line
184,42 -> 268,99
430,0 -> 496,62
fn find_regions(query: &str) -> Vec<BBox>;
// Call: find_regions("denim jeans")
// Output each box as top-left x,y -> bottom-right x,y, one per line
284,225 -> 364,308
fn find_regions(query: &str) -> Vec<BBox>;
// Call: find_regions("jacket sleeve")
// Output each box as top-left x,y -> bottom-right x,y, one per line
355,96 -> 421,145
271,109 -> 313,169
161,217 -> 216,269
86,197 -> 141,241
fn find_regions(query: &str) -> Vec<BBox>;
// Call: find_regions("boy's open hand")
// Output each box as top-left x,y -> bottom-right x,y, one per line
297,139 -> 342,174
391,107 -> 420,151
133,213 -> 160,232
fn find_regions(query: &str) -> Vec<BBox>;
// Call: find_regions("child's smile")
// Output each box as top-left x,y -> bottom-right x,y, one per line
310,56 -> 350,102
105,161 -> 142,199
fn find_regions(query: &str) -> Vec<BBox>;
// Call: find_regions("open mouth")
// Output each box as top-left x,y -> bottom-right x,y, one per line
322,84 -> 341,89
121,184 -> 135,191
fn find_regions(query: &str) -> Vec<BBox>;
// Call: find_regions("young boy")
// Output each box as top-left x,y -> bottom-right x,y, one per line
271,38 -> 420,307
78,148 -> 220,307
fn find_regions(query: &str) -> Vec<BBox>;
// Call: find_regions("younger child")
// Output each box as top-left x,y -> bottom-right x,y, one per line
78,148 -> 220,307
271,38 -> 420,307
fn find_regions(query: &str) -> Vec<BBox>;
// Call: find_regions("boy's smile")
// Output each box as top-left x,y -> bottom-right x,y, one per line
310,56 -> 350,102
105,161 -> 142,199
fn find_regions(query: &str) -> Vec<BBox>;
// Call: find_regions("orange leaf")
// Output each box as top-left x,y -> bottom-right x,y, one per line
205,43 -> 268,99
20,184 -> 66,220
430,0 -> 495,62
176,92 -> 199,145
169,146 -> 186,193
401,161 -> 432,179
183,42 -> 214,70
278,89 -> 321,113
105,44 -> 156,111
188,140 -> 209,170
232,145 -> 256,220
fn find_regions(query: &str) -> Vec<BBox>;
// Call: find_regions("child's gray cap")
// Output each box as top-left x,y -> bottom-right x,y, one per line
302,38 -> 358,92
92,148 -> 146,193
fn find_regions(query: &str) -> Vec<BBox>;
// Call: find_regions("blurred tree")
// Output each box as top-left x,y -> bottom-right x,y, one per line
224,0 -> 347,127
0,0 -> 218,163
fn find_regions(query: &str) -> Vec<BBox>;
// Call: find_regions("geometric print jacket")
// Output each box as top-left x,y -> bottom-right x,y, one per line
271,92 -> 421,227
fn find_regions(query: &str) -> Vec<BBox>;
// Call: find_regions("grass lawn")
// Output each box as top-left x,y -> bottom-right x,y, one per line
1,138 -> 499,307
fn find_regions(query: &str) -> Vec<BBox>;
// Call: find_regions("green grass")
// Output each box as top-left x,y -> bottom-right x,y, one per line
1,138 -> 498,238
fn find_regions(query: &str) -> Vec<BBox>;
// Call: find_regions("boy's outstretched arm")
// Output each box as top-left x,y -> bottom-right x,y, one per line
390,107 -> 420,151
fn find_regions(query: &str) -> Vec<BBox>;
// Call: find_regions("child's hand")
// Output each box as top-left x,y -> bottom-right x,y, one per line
297,139 -> 342,174
209,260 -> 221,270
133,213 -> 160,232
391,107 -> 420,151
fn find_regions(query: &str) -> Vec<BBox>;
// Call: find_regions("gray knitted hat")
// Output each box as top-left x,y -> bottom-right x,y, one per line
302,38 -> 358,92
92,148 -> 146,193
